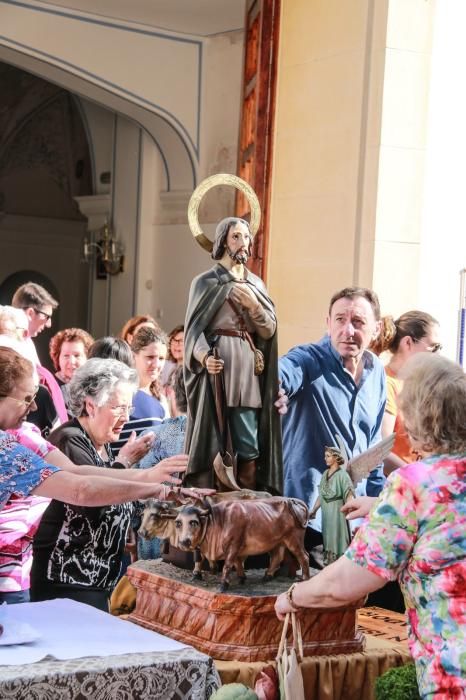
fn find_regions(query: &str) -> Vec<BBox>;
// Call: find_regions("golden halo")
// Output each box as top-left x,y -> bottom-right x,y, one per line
188,173 -> 261,252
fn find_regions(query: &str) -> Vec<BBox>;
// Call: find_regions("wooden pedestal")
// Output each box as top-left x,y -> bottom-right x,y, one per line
126,562 -> 365,662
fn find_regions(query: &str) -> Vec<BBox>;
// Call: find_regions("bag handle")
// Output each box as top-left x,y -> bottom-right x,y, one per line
291,611 -> 304,662
275,612 -> 290,661
275,612 -> 303,662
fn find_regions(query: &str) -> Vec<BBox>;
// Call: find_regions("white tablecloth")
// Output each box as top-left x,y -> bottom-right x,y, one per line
0,598 -> 188,665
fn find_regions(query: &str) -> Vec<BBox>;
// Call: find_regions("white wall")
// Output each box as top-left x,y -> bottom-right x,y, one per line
78,99 -> 114,195
419,0 -> 466,359
371,0 -> 435,321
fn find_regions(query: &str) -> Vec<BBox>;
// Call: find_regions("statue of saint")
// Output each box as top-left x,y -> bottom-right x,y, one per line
183,175 -> 283,493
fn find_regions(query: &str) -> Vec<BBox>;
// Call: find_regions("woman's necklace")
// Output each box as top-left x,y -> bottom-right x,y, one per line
77,419 -> 111,466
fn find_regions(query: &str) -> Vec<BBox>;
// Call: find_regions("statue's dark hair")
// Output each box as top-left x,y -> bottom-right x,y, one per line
211,217 -> 252,260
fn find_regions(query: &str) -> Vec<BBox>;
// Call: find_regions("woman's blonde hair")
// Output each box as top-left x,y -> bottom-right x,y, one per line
399,354 -> 466,455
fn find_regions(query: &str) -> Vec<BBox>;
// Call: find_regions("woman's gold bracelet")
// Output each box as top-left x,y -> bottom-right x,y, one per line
286,583 -> 300,611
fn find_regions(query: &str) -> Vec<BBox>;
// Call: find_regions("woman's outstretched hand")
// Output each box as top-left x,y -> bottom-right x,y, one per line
341,496 -> 376,520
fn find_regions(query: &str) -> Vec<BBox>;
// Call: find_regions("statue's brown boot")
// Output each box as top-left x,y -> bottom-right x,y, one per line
237,459 -> 256,490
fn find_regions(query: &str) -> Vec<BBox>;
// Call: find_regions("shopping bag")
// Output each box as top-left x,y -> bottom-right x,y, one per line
276,612 -> 305,700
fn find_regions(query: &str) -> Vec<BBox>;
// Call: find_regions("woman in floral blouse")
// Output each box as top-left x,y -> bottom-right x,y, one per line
275,353 -> 466,700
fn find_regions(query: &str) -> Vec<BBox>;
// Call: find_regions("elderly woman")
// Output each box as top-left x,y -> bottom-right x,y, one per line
0,348 -> 196,604
30,358 -> 183,610
275,354 -> 466,699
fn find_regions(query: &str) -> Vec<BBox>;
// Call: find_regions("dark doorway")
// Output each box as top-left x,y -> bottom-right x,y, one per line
0,62 -> 93,358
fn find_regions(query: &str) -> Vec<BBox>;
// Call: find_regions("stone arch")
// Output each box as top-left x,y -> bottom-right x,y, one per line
0,63 -> 93,219
0,44 -> 198,191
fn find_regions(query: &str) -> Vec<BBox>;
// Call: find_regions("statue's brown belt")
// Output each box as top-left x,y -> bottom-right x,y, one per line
212,328 -> 257,353
321,495 -> 344,503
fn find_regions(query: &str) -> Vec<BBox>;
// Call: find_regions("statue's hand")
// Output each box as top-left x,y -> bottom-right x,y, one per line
229,283 -> 261,312
205,354 -> 224,375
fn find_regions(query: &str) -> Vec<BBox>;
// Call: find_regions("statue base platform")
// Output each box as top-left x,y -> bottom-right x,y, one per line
126,561 -> 365,662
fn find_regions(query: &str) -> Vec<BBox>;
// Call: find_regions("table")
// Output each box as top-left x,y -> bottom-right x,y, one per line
0,600 -> 220,699
357,606 -> 409,647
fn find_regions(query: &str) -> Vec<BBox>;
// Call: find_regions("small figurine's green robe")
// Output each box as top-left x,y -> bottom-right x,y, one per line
319,468 -> 355,565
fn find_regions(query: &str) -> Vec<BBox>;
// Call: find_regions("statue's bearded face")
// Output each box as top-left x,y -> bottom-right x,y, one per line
225,221 -> 251,264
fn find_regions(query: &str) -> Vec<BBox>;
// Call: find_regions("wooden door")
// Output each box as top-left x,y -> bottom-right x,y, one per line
236,0 -> 281,279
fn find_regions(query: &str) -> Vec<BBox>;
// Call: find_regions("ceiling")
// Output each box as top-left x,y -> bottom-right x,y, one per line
38,0 -> 247,36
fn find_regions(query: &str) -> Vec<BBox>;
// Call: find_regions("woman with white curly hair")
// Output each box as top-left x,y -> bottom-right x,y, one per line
30,358 -> 187,610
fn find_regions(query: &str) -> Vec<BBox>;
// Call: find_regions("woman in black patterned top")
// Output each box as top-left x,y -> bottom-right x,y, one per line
31,358 -> 172,611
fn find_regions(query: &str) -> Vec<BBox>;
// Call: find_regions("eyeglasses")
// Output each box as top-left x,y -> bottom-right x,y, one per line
32,308 -> 52,322
171,338 -> 184,345
0,388 -> 39,409
107,404 -> 134,417
413,338 -> 442,354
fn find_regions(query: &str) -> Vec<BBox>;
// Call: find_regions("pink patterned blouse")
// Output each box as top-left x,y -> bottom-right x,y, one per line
0,423 -> 55,592
346,454 -> 466,699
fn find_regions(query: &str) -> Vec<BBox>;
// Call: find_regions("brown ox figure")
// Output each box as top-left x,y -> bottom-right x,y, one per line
139,490 -> 273,543
171,497 -> 310,592
139,490 -> 274,577
139,500 -> 179,546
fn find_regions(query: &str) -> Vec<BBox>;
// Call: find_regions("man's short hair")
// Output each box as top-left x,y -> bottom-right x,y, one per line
11,282 -> 58,311
329,287 -> 381,320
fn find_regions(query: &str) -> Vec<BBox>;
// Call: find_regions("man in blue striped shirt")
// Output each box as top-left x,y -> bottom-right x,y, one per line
279,287 -> 386,549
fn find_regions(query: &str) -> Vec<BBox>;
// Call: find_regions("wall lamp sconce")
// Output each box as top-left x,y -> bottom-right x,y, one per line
82,220 -> 125,278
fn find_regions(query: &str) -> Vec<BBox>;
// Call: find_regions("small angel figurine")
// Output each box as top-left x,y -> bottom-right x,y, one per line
309,447 -> 354,565
309,434 -> 395,565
